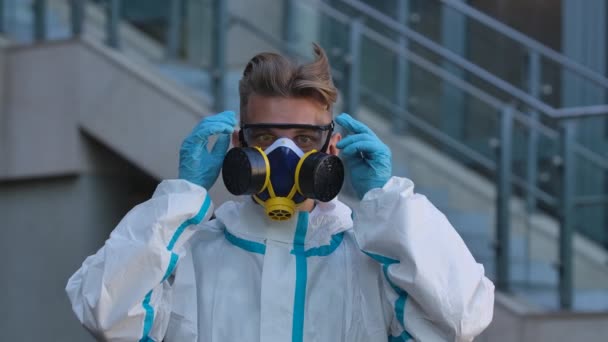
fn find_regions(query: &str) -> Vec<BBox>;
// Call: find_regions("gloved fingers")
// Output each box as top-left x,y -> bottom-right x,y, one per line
188,111 -> 236,139
336,133 -> 378,150
341,140 -> 390,160
189,123 -> 234,143
180,139 -> 205,163
211,134 -> 232,156
335,113 -> 376,137
203,111 -> 237,126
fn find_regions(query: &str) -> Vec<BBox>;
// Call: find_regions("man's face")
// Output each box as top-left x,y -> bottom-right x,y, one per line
232,95 -> 341,156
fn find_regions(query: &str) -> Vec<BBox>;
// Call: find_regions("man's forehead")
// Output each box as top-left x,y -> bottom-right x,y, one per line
243,95 -> 332,125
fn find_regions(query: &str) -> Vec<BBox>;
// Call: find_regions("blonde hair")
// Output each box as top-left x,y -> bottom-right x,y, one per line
238,43 -> 337,121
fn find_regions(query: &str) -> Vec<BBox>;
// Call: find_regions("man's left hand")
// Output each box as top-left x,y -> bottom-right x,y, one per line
336,113 -> 392,199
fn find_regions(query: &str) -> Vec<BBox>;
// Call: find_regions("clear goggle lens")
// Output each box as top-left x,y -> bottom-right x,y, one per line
241,122 -> 334,152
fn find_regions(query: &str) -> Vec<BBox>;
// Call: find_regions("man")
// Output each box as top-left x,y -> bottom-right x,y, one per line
66,44 -> 494,341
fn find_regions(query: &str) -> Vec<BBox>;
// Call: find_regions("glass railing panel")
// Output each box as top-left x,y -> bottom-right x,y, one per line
357,45 -> 502,175
510,117 -> 531,191
460,95 -> 500,162
408,0 -> 442,43
574,116 -> 608,159
534,130 -> 561,210
465,13 -> 530,95
538,55 -> 562,108
573,154 -> 608,248
2,0 -> 35,42
359,34 -> 399,110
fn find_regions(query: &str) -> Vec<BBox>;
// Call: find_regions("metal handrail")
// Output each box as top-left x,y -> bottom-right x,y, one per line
359,22 -> 559,138
336,0 -> 557,115
336,0 -> 608,119
233,0 -> 571,209
319,3 -> 608,175
359,21 -> 563,208
439,0 -> 608,90
360,85 -> 497,171
313,0 -> 608,169
554,105 -> 608,119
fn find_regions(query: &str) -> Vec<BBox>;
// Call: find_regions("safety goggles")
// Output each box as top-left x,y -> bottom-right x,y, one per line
239,122 -> 334,152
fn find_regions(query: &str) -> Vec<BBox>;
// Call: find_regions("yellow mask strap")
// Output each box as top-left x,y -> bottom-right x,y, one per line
253,146 -> 271,194
255,148 -> 317,202
252,194 -> 266,206
293,149 -> 317,196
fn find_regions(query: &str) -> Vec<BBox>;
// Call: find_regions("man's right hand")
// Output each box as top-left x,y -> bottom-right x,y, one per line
179,111 -> 236,189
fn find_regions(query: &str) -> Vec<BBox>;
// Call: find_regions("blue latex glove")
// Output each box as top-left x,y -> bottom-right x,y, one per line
179,111 -> 236,189
336,113 -> 392,199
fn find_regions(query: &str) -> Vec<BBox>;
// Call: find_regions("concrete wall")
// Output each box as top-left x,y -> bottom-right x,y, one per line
0,136 -> 157,341
0,38 -> 212,181
0,41 -> 82,180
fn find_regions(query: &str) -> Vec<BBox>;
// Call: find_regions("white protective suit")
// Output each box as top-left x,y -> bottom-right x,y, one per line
66,176 -> 494,342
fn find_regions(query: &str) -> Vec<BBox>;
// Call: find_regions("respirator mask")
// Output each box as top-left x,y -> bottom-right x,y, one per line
222,122 -> 344,221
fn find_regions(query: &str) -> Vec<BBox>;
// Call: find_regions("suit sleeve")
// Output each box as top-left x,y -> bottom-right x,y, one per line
65,179 -> 214,341
352,177 -> 495,341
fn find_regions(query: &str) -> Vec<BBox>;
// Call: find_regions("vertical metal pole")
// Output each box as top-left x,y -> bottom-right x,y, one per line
282,0 -> 296,56
0,0 -> 5,34
496,106 -> 513,292
212,0 -> 227,112
70,0 -> 85,37
525,50 -> 541,284
166,0 -> 182,59
559,119 -> 576,310
33,0 -> 47,41
526,51 -> 541,211
440,0 -> 466,144
106,0 -> 120,48
344,19 -> 362,116
393,0 -> 409,133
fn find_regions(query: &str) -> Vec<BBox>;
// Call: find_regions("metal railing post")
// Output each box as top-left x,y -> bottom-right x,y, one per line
559,119 -> 576,309
524,50 -> 541,283
282,0 -> 296,56
106,0 -> 120,48
70,0 -> 85,37
33,0 -> 47,41
440,0 -> 466,144
0,0 -> 5,34
496,105 -> 514,292
344,19 -> 362,116
166,0 -> 182,59
212,0 -> 227,112
526,51 -> 541,210
393,0 -> 409,133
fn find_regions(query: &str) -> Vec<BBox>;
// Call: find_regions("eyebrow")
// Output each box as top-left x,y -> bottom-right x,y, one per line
292,128 -> 319,134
